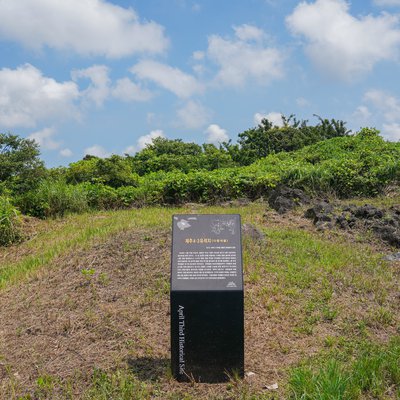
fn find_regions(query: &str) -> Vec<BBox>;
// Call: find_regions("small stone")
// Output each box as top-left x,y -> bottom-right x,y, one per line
245,371 -> 256,377
264,382 -> 279,390
383,252 -> 400,261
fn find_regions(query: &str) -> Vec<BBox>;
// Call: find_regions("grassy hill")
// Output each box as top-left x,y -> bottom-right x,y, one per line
0,199 -> 399,399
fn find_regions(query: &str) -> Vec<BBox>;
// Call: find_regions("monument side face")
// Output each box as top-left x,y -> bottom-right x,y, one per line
170,214 -> 244,383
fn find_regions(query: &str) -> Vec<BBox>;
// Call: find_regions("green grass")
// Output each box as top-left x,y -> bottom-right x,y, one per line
288,337 -> 400,399
0,203 -> 265,288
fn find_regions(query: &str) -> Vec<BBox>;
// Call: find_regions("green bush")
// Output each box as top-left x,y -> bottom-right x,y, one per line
17,180 -> 89,218
255,129 -> 400,197
125,131 -> 397,205
11,128 -> 400,216
67,155 -> 139,188
82,183 -> 121,209
0,196 -> 22,246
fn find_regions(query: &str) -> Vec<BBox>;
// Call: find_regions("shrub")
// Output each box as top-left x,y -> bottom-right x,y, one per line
17,180 -> 89,218
0,196 -> 22,246
82,183 -> 121,210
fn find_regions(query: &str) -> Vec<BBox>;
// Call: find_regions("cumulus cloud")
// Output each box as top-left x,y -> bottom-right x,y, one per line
28,127 -> 61,150
0,0 -> 168,58
207,24 -> 285,87
352,105 -> 372,123
0,64 -> 79,128
364,89 -> 400,121
382,123 -> 400,140
176,101 -> 211,129
254,112 -> 284,126
360,89 -> 400,141
72,65 -> 111,107
112,78 -> 153,102
60,148 -> 73,157
131,60 -> 204,98
286,0 -> 400,81
233,24 -> 265,42
204,124 -> 229,144
84,145 -> 110,158
124,129 -> 165,154
192,51 -> 205,61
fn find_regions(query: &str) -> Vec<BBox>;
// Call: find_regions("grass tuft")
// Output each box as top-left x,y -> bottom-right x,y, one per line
0,196 -> 22,246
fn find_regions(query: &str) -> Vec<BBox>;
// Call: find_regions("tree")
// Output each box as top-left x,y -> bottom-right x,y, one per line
237,114 -> 351,165
0,133 -> 45,194
67,155 -> 138,188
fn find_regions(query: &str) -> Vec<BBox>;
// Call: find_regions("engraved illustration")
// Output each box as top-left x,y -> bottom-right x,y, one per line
211,219 -> 236,235
177,219 -> 191,230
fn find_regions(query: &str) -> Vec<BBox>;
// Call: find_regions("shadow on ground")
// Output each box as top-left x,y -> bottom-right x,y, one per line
126,357 -> 170,381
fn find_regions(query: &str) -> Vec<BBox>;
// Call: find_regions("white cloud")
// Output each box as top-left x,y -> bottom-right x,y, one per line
131,60 -> 204,98
0,0 -> 168,58
0,64 -> 79,128
361,90 -> 400,140
176,101 -> 211,129
84,145 -> 110,158
254,112 -> 284,127
192,51 -> 205,60
364,89 -> 400,121
382,123 -> 400,140
207,24 -> 285,87
204,124 -> 229,144
72,65 -> 110,107
60,148 -> 73,157
286,0 -> 400,81
374,0 -> 400,6
112,78 -> 153,102
28,127 -> 61,150
352,105 -> 371,122
124,129 -> 165,154
233,24 -> 265,42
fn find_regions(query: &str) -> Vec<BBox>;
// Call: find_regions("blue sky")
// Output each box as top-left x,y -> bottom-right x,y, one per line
1,0 -> 400,167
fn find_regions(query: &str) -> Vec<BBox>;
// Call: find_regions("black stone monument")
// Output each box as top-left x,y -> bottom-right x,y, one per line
170,214 -> 244,383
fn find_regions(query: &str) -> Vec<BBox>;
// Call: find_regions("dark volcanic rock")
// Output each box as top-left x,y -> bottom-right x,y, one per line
304,199 -> 400,248
304,201 -> 334,223
335,212 -> 357,230
372,223 -> 400,247
268,186 -> 310,214
353,205 -> 384,219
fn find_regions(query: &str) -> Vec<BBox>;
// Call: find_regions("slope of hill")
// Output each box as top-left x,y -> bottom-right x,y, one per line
0,200 -> 399,399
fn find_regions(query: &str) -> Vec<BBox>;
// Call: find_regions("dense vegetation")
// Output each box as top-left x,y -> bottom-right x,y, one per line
1,116 -> 400,244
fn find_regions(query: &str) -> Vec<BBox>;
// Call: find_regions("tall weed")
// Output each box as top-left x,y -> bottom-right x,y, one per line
0,196 -> 22,245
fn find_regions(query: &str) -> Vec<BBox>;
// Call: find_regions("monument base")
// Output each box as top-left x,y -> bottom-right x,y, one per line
171,290 -> 244,383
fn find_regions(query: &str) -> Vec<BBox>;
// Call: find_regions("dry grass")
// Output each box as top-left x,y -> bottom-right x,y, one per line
0,201 -> 399,399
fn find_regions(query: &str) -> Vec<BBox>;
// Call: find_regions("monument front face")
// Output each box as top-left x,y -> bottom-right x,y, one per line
170,214 -> 244,383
